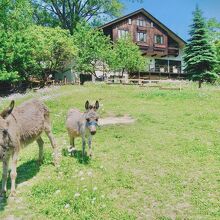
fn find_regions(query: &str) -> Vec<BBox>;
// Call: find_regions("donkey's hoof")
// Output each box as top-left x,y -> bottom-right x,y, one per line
68,147 -> 76,157
68,147 -> 76,153
0,190 -> 6,197
9,190 -> 16,197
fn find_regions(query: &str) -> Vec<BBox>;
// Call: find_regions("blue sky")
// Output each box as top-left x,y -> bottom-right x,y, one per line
121,0 -> 220,41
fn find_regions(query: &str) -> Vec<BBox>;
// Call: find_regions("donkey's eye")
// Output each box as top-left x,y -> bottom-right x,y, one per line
95,118 -> 98,121
86,118 -> 90,122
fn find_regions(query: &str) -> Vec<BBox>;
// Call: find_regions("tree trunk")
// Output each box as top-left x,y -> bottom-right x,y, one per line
122,68 -> 125,77
199,80 -> 202,88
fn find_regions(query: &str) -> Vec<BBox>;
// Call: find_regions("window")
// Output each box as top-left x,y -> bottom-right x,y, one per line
118,29 -> 129,38
150,22 -> 154,27
137,32 -> 147,42
154,35 -> 164,44
137,19 -> 145,27
128,18 -> 132,25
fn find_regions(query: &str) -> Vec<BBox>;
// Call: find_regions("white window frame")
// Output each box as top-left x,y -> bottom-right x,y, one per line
137,19 -> 145,27
118,29 -> 129,38
128,18 -> 132,25
137,32 -> 147,42
154,35 -> 164,44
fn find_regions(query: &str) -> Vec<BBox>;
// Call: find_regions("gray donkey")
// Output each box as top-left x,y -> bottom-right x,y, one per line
0,99 -> 58,197
66,101 -> 99,157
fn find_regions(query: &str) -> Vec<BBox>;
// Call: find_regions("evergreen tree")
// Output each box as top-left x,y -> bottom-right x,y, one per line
184,6 -> 218,88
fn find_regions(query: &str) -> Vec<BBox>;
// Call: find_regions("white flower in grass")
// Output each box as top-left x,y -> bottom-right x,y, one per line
101,204 -> 106,208
93,186 -> 97,191
101,195 -> 105,199
74,192 -> 80,198
78,171 -> 84,176
91,198 -> 96,204
87,171 -> 93,177
80,177 -> 85,181
55,190 -> 61,194
64,204 -> 70,209
83,188 -> 88,192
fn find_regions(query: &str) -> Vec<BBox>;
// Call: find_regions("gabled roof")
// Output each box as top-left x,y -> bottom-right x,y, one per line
99,8 -> 186,47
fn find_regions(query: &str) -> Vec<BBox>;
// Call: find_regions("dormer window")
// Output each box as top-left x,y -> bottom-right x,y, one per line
128,19 -> 132,25
154,35 -> 164,44
118,29 -> 129,38
137,19 -> 145,27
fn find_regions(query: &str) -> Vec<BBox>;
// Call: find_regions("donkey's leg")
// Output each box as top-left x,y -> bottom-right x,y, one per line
37,137 -> 44,164
44,121 -> 58,166
0,156 -> 10,197
45,129 -> 58,166
10,149 -> 19,197
88,135 -> 93,157
44,113 -> 58,166
82,135 -> 86,157
69,137 -> 76,156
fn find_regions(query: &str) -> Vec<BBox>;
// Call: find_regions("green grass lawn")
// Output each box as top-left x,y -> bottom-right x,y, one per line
0,83 -> 219,219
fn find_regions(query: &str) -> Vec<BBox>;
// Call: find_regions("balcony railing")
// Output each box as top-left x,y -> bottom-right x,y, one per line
168,47 -> 179,56
137,43 -> 180,57
150,65 -> 182,74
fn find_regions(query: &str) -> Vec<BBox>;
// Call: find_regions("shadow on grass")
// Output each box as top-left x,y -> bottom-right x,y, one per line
62,148 -> 91,165
0,159 -> 40,212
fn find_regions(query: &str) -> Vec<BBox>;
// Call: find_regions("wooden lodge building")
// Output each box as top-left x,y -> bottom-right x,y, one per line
54,8 -> 186,83
100,8 -> 187,80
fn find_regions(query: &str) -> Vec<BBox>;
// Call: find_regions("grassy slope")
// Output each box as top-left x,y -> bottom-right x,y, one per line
0,83 -> 219,220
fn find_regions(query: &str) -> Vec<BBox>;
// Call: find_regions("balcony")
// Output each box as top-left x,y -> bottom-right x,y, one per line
153,44 -> 166,50
168,46 -> 179,56
138,44 -> 180,57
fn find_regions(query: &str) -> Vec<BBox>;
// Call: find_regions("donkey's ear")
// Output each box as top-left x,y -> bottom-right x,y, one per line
1,100 -> 15,119
85,100 -> 89,110
95,100 -> 99,110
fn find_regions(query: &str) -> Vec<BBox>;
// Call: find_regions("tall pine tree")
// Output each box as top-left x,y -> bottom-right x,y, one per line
184,6 -> 218,88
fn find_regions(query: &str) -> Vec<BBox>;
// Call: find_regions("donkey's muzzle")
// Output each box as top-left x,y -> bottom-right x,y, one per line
91,131 -> 96,135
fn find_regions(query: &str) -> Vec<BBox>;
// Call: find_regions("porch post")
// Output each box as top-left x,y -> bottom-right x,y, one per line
168,60 -> 170,78
168,60 -> 170,72
138,71 -> 141,85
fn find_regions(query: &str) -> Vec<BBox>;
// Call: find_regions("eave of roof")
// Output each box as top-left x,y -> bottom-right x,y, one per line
99,8 -> 186,47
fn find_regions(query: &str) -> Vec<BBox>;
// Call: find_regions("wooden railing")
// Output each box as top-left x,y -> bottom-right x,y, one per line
153,65 -> 182,73
138,44 -> 180,57
168,46 -> 179,56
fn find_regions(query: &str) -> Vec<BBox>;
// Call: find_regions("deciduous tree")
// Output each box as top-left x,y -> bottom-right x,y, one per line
31,0 -> 141,34
73,23 -> 111,76
109,37 -> 148,76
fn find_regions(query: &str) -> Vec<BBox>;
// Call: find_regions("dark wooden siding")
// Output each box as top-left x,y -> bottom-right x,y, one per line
102,12 -> 180,57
